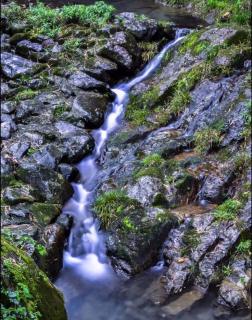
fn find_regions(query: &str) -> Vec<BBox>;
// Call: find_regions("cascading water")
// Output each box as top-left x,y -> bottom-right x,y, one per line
60,31 -> 185,281
56,31 -> 187,320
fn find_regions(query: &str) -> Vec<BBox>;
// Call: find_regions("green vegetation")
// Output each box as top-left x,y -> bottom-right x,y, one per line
1,238 -> 66,320
194,120 -> 225,154
94,190 -> 136,228
62,38 -> 82,53
222,264 -> 232,277
27,147 -> 38,156
138,41 -> 159,63
236,239 -> 251,255
125,87 -> 159,126
53,104 -> 70,118
242,100 -> 252,141
134,153 -> 165,180
163,0 -> 251,25
122,217 -> 137,232
3,1 -> 116,38
181,227 -> 200,256
179,31 -> 209,56
15,89 -> 37,102
213,199 -> 242,221
168,66 -> 203,115
8,178 -> 24,189
2,230 -> 47,257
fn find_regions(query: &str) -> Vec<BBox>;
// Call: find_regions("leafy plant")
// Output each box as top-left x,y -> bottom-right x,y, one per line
122,217 -> 136,231
213,199 -> 242,221
194,126 -> 223,154
222,265 -> 232,277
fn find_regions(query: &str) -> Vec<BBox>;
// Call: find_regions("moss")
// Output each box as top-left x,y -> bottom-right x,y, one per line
1,238 -> 67,320
134,153 -> 165,180
213,199 -> 242,221
179,31 -> 207,56
125,86 -> 160,127
30,203 -> 61,226
15,89 -> 38,102
53,104 -> 70,118
8,178 -> 24,189
27,147 -> 38,156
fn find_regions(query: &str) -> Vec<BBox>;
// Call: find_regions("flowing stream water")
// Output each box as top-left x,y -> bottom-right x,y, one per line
55,30 -> 250,320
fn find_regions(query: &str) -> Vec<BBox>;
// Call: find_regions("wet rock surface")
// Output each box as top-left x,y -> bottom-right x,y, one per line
1,2 -> 251,318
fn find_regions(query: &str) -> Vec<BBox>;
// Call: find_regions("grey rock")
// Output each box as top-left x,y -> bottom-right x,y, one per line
68,71 -> 106,90
1,52 -> 41,79
3,185 -> 35,205
127,176 -> 165,206
116,12 -> 158,40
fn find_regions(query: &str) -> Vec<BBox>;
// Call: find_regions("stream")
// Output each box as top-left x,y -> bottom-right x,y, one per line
55,27 -> 249,320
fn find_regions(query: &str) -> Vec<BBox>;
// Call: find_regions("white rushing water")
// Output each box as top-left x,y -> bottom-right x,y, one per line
61,31 -> 186,280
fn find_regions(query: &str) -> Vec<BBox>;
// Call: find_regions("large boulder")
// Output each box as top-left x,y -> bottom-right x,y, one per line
69,91 -> 110,128
1,238 -> 67,320
116,12 -> 158,40
1,52 -> 42,79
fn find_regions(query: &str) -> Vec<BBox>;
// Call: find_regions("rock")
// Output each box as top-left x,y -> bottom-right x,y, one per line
16,161 -> 73,204
1,122 -> 12,139
1,238 -> 67,320
199,28 -> 237,46
15,99 -> 43,121
116,12 -> 158,40
83,55 -> 118,83
1,52 -> 42,79
217,259 -> 251,309
9,142 -> 30,159
40,215 -> 71,279
58,163 -> 80,181
127,176 -> 165,207
16,39 -> 43,55
97,31 -> 140,71
162,289 -> 204,315
68,71 -> 106,91
2,224 -> 38,239
3,184 -> 35,205
199,166 -> 235,203
70,92 -> 109,128
55,121 -> 95,162
1,101 -> 16,114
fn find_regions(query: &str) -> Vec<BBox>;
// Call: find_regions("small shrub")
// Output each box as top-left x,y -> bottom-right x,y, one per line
213,199 -> 242,221
63,38 -> 82,53
222,265 -> 232,277
94,190 -> 135,228
139,41 -> 159,62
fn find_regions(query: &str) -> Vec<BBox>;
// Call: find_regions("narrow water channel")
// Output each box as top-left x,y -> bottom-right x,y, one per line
55,31 -> 186,319
54,25 -> 250,320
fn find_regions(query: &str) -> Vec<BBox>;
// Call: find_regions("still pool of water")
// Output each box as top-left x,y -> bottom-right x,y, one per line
17,0 -> 207,28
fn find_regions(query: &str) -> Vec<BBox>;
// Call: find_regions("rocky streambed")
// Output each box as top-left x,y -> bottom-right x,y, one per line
1,1 -> 251,320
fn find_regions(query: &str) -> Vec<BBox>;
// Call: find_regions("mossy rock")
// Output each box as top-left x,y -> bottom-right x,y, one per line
30,202 -> 61,227
1,237 -> 67,320
225,30 -> 250,46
